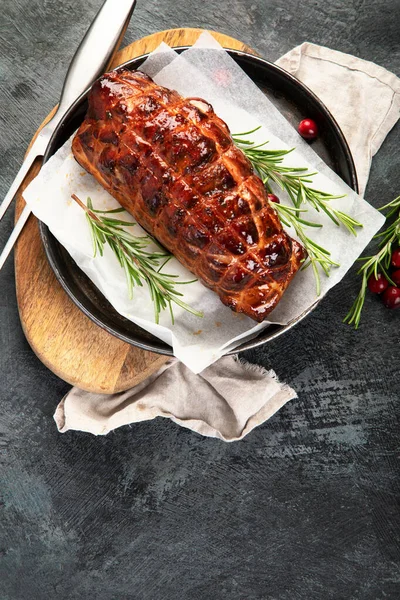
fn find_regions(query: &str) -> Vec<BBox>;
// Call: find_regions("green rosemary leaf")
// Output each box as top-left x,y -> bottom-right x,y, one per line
378,195 -> 400,213
295,186 -> 303,209
101,217 -> 136,227
232,125 -> 262,137
241,140 -> 270,151
311,261 -> 321,296
86,213 -> 98,257
91,207 -> 126,214
296,218 -> 323,228
317,202 -> 341,226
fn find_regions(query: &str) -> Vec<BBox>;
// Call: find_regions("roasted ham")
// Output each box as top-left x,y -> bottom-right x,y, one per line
72,69 -> 305,322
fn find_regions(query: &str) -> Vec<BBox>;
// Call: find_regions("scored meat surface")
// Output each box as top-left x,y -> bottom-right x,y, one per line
72,69 -> 305,322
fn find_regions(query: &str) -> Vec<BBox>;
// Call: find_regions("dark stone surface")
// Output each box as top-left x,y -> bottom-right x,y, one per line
0,1 -> 399,598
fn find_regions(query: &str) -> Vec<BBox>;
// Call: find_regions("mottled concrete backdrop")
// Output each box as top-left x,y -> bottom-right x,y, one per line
0,1 -> 399,599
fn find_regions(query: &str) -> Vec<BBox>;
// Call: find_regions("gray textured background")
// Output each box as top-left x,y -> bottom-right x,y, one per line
1,1 -> 399,599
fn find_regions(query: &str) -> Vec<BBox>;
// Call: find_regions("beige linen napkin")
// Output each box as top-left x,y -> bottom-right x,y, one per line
55,357 -> 295,441
54,44 -> 400,440
276,43 -> 400,193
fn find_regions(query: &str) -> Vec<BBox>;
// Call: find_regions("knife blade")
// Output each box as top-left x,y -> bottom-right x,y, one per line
0,0 -> 137,269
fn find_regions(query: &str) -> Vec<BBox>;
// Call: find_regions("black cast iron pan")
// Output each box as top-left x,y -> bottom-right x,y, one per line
39,48 -> 358,355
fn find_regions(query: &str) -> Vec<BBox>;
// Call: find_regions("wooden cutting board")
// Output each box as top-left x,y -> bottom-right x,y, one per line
14,28 -> 254,394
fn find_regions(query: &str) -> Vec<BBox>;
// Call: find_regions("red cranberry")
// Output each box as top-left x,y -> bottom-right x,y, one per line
368,272 -> 389,294
391,269 -> 400,286
298,118 -> 318,140
382,286 -> 400,309
267,193 -> 280,204
391,248 -> 400,268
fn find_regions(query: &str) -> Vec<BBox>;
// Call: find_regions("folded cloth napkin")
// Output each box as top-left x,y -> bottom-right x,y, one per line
276,43 -> 400,193
55,357 -> 295,441
54,43 -> 400,440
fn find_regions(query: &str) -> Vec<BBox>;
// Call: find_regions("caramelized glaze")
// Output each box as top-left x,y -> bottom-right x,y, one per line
72,70 -> 305,321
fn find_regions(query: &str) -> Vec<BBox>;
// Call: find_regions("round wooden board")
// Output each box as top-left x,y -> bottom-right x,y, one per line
14,28 -> 255,394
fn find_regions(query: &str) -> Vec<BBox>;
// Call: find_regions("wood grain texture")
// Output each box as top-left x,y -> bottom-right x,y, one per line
14,28 -> 255,393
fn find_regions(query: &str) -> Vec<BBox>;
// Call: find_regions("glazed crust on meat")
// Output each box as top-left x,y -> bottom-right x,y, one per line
72,69 -> 305,322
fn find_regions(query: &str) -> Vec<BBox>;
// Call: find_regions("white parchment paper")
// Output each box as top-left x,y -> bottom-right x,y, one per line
23,33 -> 385,373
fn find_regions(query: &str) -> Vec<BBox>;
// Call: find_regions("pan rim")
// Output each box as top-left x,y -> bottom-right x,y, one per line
39,47 -> 358,356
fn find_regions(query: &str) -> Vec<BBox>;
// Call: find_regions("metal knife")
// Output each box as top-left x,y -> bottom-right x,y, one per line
0,0 -> 137,270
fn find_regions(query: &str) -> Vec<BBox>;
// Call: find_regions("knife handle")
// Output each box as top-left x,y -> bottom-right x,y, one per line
56,0 -> 136,117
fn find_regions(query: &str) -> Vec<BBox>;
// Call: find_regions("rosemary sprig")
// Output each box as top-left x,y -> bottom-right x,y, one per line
233,127 -> 346,293
344,195 -> 400,328
232,126 -> 366,294
233,127 -> 363,235
273,203 -> 339,296
71,194 -> 203,324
